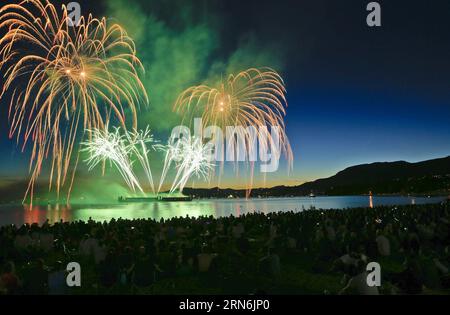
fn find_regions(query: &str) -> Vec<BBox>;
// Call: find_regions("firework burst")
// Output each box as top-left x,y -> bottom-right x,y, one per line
0,0 -> 148,202
81,126 -> 159,194
82,127 -> 143,193
159,135 -> 215,194
173,67 -> 293,196
125,126 -> 160,194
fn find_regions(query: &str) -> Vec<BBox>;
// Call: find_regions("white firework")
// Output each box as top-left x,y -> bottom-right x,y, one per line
160,136 -> 215,194
82,127 -> 143,193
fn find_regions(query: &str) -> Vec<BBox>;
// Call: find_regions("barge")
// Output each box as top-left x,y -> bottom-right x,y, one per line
118,195 -> 193,203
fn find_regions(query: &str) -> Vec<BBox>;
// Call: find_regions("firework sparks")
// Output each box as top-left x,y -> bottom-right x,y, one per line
81,126 -> 159,194
173,67 -> 293,196
82,127 -> 142,193
125,126 -> 160,194
159,135 -> 215,194
0,0 -> 148,202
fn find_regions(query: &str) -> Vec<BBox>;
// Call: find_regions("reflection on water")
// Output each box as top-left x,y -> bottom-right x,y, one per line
23,204 -> 71,224
0,195 -> 446,227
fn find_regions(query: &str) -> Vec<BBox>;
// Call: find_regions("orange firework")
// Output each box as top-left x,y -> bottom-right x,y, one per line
0,0 -> 148,202
174,67 -> 293,196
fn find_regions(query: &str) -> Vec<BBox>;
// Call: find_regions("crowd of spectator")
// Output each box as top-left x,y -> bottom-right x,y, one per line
0,201 -> 449,295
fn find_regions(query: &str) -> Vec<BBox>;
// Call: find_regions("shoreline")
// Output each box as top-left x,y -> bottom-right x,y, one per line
0,198 -> 448,228
1,193 -> 447,207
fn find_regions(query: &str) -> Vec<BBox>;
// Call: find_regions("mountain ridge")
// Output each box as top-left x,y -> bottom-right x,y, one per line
183,156 -> 450,198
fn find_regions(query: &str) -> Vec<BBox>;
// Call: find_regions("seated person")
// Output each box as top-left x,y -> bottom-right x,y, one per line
133,246 -> 155,287
339,260 -> 379,295
197,246 -> 218,273
0,261 -> 20,295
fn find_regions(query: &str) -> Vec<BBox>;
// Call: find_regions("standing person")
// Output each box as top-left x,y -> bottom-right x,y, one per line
48,261 -> 68,295
23,259 -> 48,294
376,230 -> 391,257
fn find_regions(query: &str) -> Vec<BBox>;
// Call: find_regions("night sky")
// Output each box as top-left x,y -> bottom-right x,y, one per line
1,0 -> 450,192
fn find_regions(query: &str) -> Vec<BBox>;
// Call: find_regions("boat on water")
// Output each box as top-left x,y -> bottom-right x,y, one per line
309,192 -> 316,198
157,195 -> 193,202
118,195 -> 193,203
118,197 -> 157,203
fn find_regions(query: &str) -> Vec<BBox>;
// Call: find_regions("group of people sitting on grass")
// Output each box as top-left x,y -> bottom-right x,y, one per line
0,201 -> 449,294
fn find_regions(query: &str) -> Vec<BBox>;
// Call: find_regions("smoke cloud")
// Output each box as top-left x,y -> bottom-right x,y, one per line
105,0 -> 285,133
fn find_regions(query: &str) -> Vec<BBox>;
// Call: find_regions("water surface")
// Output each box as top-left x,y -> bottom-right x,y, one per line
0,195 -> 446,227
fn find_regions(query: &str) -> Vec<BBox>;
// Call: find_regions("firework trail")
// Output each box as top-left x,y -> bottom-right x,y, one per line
125,126 -> 160,194
173,67 -> 292,197
82,126 -> 159,194
159,135 -> 215,194
82,127 -> 143,193
0,0 -> 148,202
